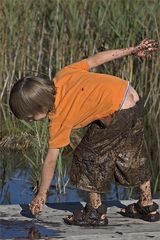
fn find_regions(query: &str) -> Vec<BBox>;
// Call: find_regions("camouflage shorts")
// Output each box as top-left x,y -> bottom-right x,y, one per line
70,98 -> 151,193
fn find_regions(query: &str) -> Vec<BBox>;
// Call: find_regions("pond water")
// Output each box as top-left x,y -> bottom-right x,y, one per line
0,151 -> 159,205
0,152 -> 128,205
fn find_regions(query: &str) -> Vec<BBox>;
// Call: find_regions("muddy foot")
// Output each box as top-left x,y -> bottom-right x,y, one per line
63,203 -> 108,226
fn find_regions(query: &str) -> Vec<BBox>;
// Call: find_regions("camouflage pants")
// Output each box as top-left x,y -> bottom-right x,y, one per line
70,98 -> 151,193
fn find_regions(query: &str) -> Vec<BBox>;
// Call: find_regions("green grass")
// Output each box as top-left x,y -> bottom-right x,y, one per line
0,0 -> 159,194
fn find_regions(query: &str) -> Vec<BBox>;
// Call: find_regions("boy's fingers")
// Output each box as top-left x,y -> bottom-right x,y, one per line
144,48 -> 159,55
136,47 -> 159,57
146,39 -> 157,44
30,206 -> 35,215
34,206 -> 40,214
30,203 -> 44,215
142,39 -> 157,44
29,203 -> 38,215
139,39 -> 159,50
32,205 -> 40,215
29,197 -> 45,215
147,43 -> 158,49
148,47 -> 159,52
39,203 -> 44,212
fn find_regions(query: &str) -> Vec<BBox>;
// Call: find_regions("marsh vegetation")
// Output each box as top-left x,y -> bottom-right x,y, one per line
0,0 -> 159,196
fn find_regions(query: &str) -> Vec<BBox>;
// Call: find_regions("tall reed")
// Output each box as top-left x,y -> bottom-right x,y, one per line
0,0 -> 159,193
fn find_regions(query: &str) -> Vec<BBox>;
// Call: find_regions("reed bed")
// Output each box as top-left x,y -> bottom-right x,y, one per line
0,0 -> 159,194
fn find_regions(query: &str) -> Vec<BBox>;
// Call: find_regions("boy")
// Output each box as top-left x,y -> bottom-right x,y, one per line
9,39 -> 159,226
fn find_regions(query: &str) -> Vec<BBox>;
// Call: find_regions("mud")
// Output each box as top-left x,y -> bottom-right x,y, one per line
70,98 -> 151,193
64,203 -> 108,226
132,39 -> 158,58
139,181 -> 152,205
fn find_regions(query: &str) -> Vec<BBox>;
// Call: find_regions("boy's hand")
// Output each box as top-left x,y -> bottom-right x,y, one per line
133,39 -> 159,58
29,192 -> 47,215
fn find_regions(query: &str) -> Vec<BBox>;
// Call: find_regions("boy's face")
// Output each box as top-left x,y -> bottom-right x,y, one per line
27,112 -> 47,121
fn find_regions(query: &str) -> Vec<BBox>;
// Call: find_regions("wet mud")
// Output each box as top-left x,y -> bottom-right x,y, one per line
70,98 -> 151,193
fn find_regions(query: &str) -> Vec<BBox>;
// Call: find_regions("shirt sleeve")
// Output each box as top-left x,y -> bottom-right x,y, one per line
67,59 -> 90,71
48,123 -> 71,149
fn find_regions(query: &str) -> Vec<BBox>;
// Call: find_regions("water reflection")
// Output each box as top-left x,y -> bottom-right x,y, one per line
0,219 -> 60,239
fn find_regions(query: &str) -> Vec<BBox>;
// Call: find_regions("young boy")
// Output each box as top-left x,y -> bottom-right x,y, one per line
9,39 -> 159,226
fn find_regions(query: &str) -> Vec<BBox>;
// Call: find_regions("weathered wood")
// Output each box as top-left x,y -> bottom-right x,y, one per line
0,200 -> 160,240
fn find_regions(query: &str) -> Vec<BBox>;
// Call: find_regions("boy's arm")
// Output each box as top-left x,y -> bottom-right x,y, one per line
87,47 -> 134,68
87,39 -> 158,68
29,148 -> 59,215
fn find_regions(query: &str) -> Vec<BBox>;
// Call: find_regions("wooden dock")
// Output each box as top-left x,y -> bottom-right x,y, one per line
0,200 -> 160,240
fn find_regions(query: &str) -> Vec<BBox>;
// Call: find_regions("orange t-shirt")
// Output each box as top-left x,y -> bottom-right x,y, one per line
48,59 -> 128,148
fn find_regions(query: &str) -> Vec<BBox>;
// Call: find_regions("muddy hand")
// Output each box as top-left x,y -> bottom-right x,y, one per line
29,192 -> 47,215
133,39 -> 159,58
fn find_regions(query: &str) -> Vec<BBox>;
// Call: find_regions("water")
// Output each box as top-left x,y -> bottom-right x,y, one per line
1,151 -> 159,204
0,219 -> 60,239
0,151 -> 129,205
0,168 -> 129,205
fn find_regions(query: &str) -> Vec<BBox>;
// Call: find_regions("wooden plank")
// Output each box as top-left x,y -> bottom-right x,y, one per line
0,200 -> 160,240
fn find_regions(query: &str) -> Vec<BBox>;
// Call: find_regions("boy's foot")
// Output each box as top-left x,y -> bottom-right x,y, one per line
119,201 -> 160,222
63,203 -> 108,226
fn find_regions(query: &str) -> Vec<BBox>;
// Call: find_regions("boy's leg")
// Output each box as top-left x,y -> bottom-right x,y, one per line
88,192 -> 102,208
121,180 -> 154,212
139,180 -> 153,206
120,180 -> 159,221
88,192 -> 107,219
89,181 -> 155,213
63,192 -> 108,225
139,180 -> 156,214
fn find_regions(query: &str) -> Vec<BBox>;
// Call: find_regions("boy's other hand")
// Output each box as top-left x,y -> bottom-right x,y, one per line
133,39 -> 159,58
29,192 -> 47,215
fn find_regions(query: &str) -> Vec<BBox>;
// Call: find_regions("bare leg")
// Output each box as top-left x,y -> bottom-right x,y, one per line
139,180 -> 153,206
138,180 -> 156,214
64,192 -> 108,225
88,192 -> 107,220
121,180 -> 156,214
88,192 -> 102,208
88,181 -> 153,210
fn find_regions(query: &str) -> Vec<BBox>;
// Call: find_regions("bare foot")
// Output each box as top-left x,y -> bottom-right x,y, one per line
120,201 -> 157,215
